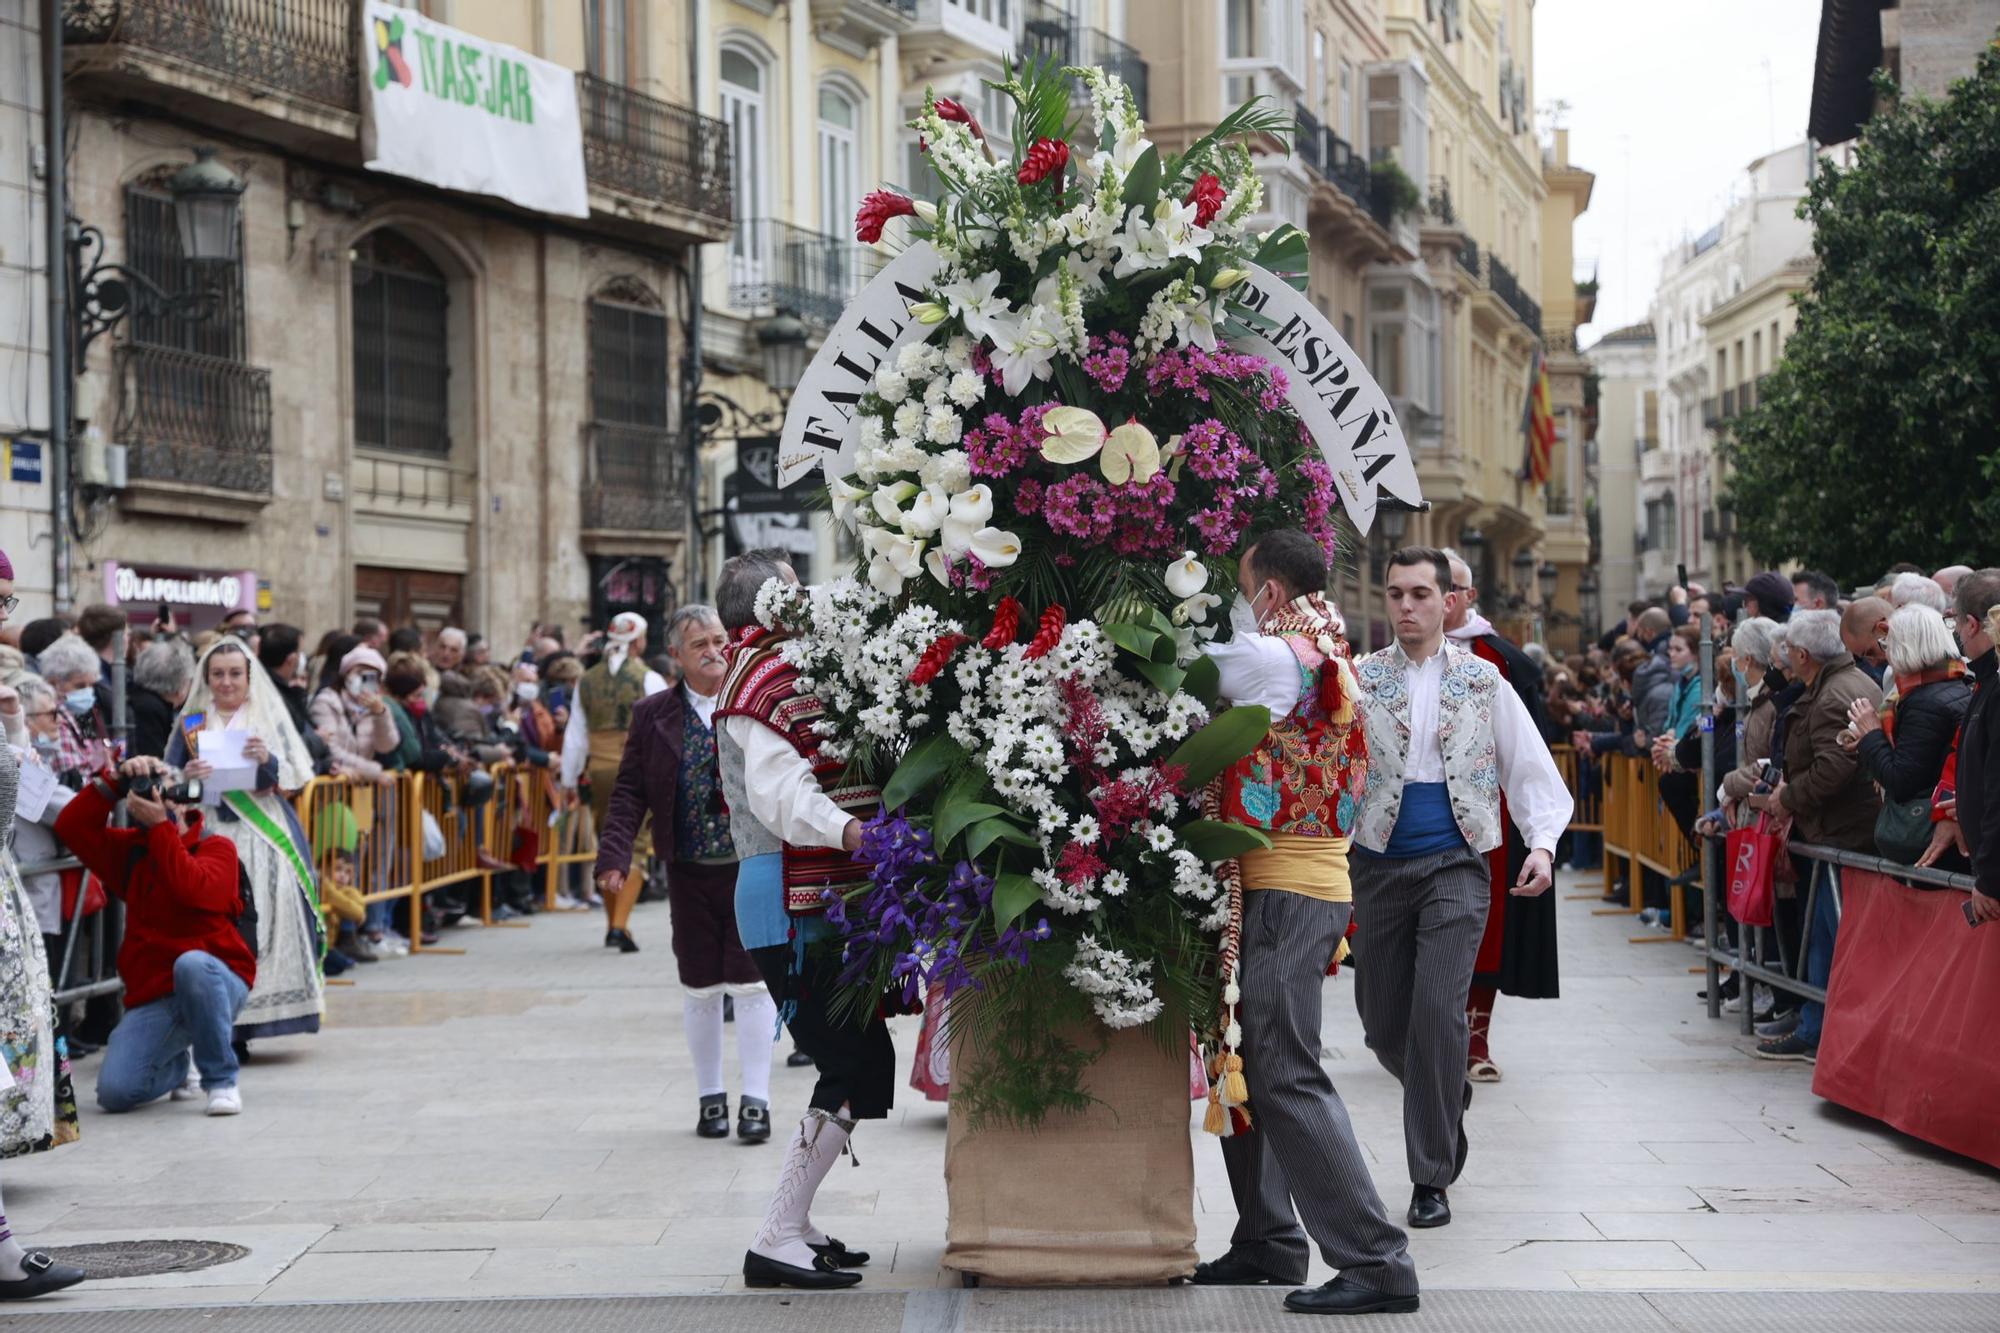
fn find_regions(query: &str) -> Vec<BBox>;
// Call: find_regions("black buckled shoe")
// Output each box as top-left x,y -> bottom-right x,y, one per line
605,928 -> 639,953
1191,1250 -> 1303,1286
1283,1276 -> 1419,1315
742,1249 -> 864,1289
737,1097 -> 772,1144
809,1235 -> 869,1268
1408,1185 -> 1451,1229
697,1093 -> 730,1140
0,1252 -> 86,1300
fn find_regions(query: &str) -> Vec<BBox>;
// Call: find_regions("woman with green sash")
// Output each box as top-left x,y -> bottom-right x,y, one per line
167,641 -> 324,1043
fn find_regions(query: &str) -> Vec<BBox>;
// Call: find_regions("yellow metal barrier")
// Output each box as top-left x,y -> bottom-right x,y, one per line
1589,753 -> 1698,941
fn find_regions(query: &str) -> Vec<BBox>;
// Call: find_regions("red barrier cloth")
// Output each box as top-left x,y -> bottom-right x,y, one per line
1813,870 -> 2000,1168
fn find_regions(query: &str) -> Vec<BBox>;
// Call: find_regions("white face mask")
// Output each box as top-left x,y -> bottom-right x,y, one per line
515,683 -> 540,703
1229,591 -> 1262,637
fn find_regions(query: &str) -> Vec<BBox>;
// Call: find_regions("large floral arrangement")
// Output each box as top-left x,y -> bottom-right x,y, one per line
763,62 -> 1336,1124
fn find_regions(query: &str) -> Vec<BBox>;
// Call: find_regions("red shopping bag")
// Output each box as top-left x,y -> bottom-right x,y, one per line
1725,814 -> 1779,927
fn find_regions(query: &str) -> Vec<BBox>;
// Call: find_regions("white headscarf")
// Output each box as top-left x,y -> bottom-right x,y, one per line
176,639 -> 317,792
604,612 -> 647,676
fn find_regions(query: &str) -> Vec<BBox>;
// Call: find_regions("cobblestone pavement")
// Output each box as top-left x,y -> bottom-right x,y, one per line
0,870 -> 1994,1327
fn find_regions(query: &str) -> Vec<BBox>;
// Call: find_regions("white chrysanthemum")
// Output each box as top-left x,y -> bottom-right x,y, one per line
1071,814 -> 1101,845
1145,824 -> 1176,853
1100,869 -> 1130,898
1038,806 -> 1069,835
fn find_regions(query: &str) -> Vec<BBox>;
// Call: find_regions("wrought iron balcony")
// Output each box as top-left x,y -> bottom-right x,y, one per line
1482,252 -> 1541,336
583,421 -> 688,534
577,73 -> 733,227
1427,176 -> 1456,225
63,0 -> 360,111
1720,387 -> 1737,419
1022,3 -> 1150,119
115,342 -> 274,496
1290,106 -> 1375,215
1455,235 -> 1480,280
1737,380 -> 1757,414
728,219 -> 881,326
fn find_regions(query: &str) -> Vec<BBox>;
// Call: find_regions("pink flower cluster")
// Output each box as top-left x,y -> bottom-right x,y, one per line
965,403 -> 1056,477
1295,458 -> 1342,560
1083,332 -> 1133,394
1028,471 -> 1181,557
1144,345 -> 1286,404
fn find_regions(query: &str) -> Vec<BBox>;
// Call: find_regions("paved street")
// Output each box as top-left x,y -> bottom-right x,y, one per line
1,872 -> 1995,1329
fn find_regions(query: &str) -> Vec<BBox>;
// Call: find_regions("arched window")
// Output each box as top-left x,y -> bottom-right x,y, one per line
721,44 -> 771,286
817,83 -> 860,239
351,229 -> 450,456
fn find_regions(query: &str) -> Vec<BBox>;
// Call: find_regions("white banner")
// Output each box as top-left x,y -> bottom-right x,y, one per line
780,243 -> 949,489
359,2 -> 588,219
1227,267 -> 1423,535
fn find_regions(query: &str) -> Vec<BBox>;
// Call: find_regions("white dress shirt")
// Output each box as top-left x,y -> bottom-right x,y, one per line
684,683 -> 718,731
1208,633 -> 1307,716
720,716 -> 855,851
1402,652 -> 1448,782
559,668 -> 668,788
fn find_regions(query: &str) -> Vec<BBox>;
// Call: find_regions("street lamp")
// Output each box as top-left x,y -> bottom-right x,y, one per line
755,309 -> 812,400
1379,501 -> 1409,543
1511,547 -> 1536,598
1537,560 -> 1559,606
1579,570 -> 1601,638
168,147 -> 248,265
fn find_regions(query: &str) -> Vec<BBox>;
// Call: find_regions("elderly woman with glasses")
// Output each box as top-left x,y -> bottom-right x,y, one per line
1845,605 -> 1973,864
31,636 -> 109,784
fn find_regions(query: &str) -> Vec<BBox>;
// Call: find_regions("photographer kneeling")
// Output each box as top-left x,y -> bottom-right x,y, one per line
55,757 -> 256,1116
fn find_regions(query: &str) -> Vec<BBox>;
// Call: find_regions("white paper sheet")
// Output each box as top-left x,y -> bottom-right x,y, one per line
13,756 -> 55,825
199,729 -> 258,799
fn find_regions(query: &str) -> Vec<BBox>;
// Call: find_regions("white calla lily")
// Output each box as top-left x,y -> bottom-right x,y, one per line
829,476 -> 870,526
1100,419 -> 1161,485
967,526 -> 1023,569
863,526 -> 926,595
871,480 -> 919,526
902,485 -> 950,537
1164,551 -> 1208,600
1175,592 -> 1223,625
1039,405 -> 1109,464
941,483 -> 995,556
924,546 -> 955,588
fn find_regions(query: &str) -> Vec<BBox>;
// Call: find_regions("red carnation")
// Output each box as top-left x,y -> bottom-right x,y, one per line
1016,138 -> 1070,186
1023,604 -> 1067,660
982,596 -> 1023,649
934,96 -> 984,140
855,189 -> 916,243
1187,172 -> 1225,227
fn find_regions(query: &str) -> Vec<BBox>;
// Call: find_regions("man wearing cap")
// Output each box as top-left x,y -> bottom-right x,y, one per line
1741,571 -> 1796,624
561,612 -> 666,952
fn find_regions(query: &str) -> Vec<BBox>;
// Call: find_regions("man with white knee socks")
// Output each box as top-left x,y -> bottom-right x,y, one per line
596,605 -> 777,1142
715,551 -> 894,1291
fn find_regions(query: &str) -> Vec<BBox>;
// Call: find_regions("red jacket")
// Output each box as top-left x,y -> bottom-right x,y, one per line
55,772 -> 256,1008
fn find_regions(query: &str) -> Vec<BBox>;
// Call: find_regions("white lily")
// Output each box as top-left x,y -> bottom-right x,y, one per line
903,485 -> 951,537
1151,195 -> 1213,263
1101,420 -> 1161,485
967,526 -> 1023,569
1163,551 -> 1208,600
1040,405 -> 1109,464
1181,295 -> 1220,351
940,271 -> 1009,341
913,200 -> 938,225
984,307 -> 1061,395
871,480 -> 919,527
1110,130 -> 1152,179
1174,592 -> 1223,625
829,476 -> 870,526
1111,204 -> 1171,279
941,483 -> 995,556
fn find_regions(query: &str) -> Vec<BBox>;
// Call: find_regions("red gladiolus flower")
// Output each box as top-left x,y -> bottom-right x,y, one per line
1187,172 -> 1225,227
855,189 -> 917,243
1017,138 -> 1070,186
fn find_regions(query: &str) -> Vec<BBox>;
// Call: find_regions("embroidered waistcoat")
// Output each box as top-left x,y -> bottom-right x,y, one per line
673,696 -> 734,862
1351,639 -> 1506,855
716,627 -> 878,915
580,656 -> 649,735
1220,634 -> 1367,837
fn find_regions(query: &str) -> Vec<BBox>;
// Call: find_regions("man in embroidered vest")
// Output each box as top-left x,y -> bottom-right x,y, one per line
1440,550 -> 1562,1084
1350,546 -> 1571,1231
560,612 -> 666,952
1192,529 -> 1420,1318
713,551 -> 891,1293
595,605 -> 777,1144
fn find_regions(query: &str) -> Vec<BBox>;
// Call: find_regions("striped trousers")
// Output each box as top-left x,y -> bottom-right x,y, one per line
1218,888 -> 1419,1296
1351,843 -> 1489,1188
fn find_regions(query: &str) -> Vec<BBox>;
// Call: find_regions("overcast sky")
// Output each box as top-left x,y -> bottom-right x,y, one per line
1534,0 -> 1826,343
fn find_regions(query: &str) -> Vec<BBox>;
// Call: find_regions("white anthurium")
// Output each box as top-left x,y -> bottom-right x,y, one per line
829,476 -> 870,526
1163,551 -> 1208,600
968,526 -> 1023,569
871,480 -> 919,527
924,546 -> 955,588
941,483 -> 995,556
902,485 -> 951,538
1040,405 -> 1109,464
1100,420 -> 1161,486
1161,432 -> 1188,481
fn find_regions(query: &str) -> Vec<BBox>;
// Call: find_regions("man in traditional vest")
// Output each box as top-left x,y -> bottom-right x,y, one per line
560,611 -> 666,952
1440,550 -> 1562,1082
713,550 -> 892,1292
1193,528 -> 1420,1318
595,605 -> 777,1144
1350,546 -> 1572,1231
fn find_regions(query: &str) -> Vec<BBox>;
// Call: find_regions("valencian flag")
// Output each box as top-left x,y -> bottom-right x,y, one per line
1519,345 -> 1557,485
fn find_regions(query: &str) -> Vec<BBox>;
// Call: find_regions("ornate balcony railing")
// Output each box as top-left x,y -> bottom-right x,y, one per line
1022,3 -> 1150,118
115,342 -> 273,495
577,73 -> 732,226
1455,235 -> 1480,279
1720,387 -> 1737,419
63,0 -> 359,110
728,218 -> 882,326
1427,176 -> 1456,225
1291,105 -> 1375,216
583,421 -> 688,534
1482,252 -> 1541,336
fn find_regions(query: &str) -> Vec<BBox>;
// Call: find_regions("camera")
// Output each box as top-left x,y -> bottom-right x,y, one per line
127,772 -> 203,805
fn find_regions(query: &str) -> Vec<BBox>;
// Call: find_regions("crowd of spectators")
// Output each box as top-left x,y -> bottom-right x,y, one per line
1539,562 -> 2000,1063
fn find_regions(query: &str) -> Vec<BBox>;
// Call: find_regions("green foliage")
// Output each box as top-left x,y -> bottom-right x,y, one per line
883,733 -> 967,811
1729,50 -> 2000,583
1167,704 -> 1271,788
1177,819 -> 1274,862
1369,159 -> 1423,219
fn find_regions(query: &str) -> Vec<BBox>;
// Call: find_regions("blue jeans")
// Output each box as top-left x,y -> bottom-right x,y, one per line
97,950 -> 250,1111
1795,862 -> 1841,1047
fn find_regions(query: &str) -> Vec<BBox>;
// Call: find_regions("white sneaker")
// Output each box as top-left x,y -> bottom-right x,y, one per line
169,1066 -> 203,1101
206,1086 -> 243,1116
383,932 -> 411,957
553,894 -> 583,912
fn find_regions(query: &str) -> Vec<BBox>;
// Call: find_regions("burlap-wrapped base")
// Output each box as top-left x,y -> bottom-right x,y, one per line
943,1022 -> 1197,1286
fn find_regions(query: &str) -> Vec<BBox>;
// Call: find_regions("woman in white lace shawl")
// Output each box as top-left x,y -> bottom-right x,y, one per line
166,640 -> 324,1042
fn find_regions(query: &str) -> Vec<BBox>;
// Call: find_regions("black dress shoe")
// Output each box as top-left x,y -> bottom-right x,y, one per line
1450,1081 -> 1471,1184
697,1093 -> 730,1139
1283,1276 -> 1419,1315
605,928 -> 639,953
809,1235 -> 869,1268
1408,1185 -> 1451,1229
1191,1250 -> 1302,1286
0,1252 -> 86,1300
787,1048 -> 815,1069
742,1249 -> 863,1289
737,1096 -> 772,1143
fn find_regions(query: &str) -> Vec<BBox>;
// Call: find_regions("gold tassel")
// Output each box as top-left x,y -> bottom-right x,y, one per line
1203,1088 -> 1227,1136
1223,1052 -> 1249,1107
